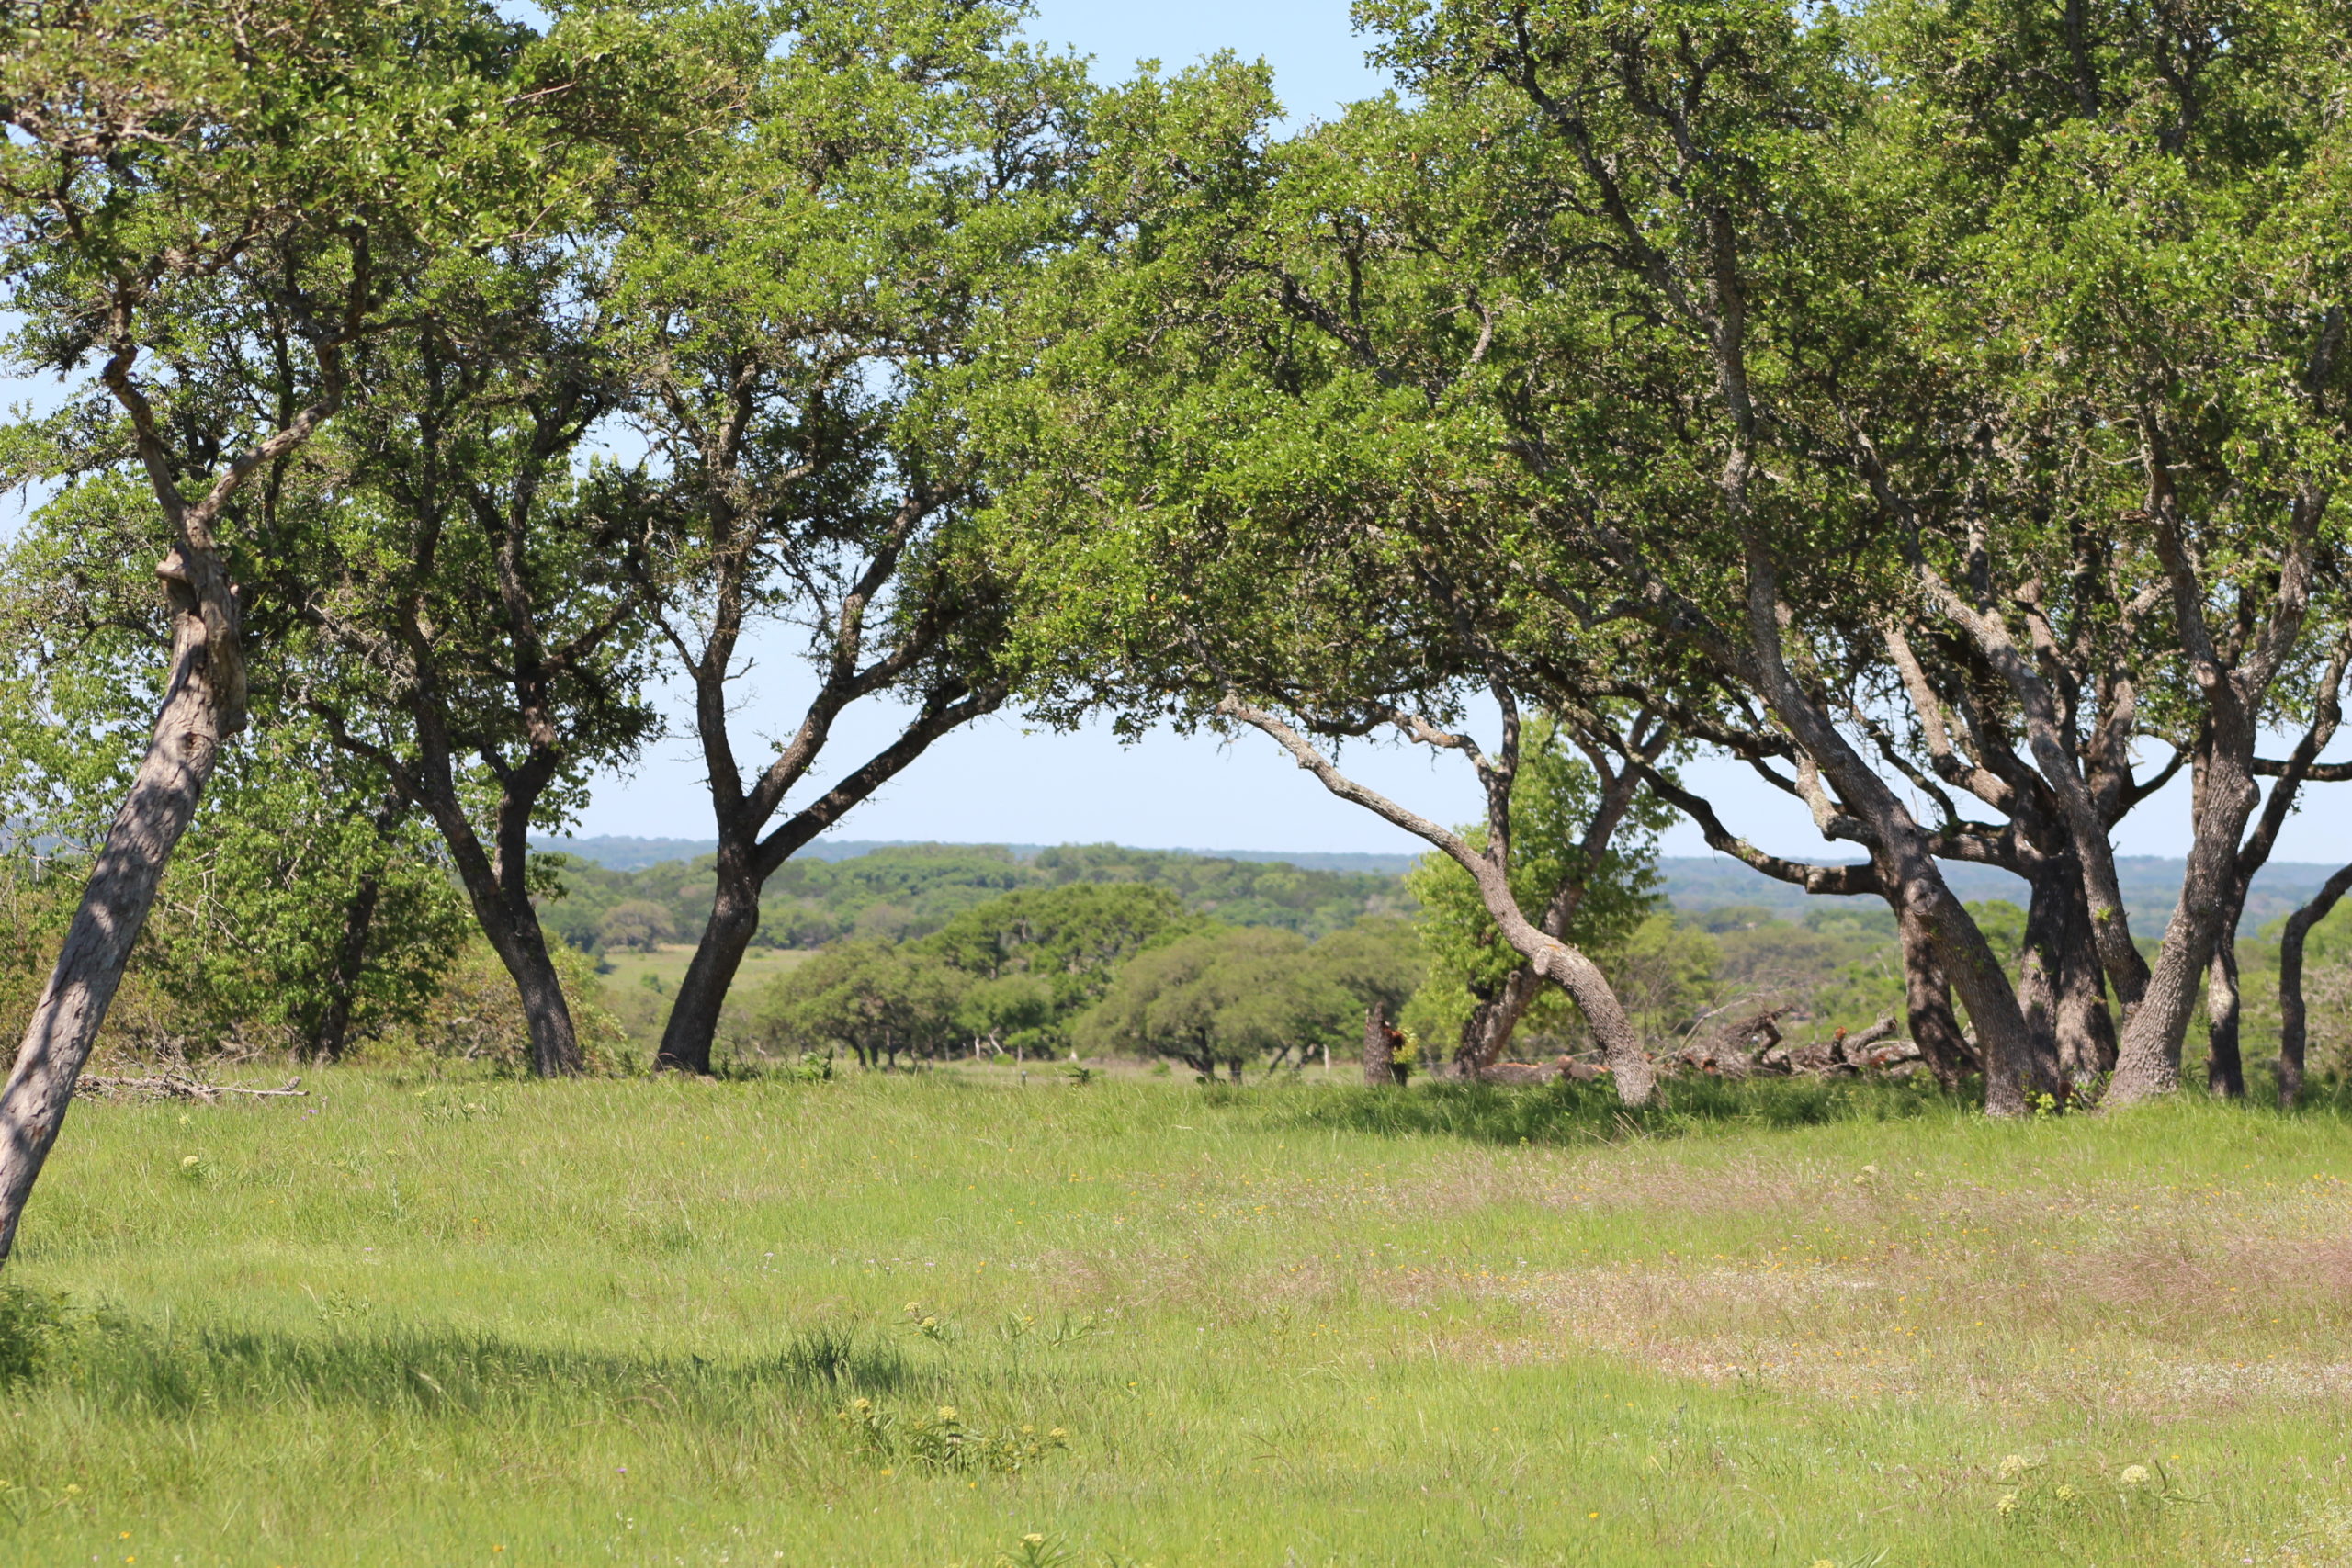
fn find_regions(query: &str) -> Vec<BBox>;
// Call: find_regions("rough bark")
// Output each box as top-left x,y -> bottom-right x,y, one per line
2109,735 -> 2261,1103
1897,903 -> 1980,1093
1363,1002 -> 1399,1087
0,298 -> 348,1261
2015,854 -> 2087,1098
0,577 -> 232,1263
2205,933 -> 2244,1099
2277,862 -> 2352,1108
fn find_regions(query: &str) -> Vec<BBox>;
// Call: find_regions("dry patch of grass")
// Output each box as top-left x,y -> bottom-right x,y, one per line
1379,1151 -> 2352,1418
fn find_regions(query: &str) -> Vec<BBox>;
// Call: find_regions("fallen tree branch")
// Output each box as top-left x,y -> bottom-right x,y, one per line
75,1072 -> 307,1103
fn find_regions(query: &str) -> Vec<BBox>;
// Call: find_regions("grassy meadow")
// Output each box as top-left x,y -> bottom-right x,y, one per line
3,1069 -> 2349,1566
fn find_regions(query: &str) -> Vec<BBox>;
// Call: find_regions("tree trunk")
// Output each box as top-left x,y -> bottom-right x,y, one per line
2277,863 -> 2352,1108
2013,862 -> 2076,1102
0,585 -> 232,1264
1897,904 -> 1978,1093
2109,741 -> 2260,1105
311,866 -> 383,1063
1536,942 -> 1655,1106
1453,964 -> 1542,1077
657,853 -> 762,1075
1362,1002 -> 1397,1087
2205,932 -> 2245,1099
473,894 -> 582,1077
2052,872 -> 2118,1082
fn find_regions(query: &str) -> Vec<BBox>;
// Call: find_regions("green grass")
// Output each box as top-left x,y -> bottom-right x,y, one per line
3,1070 -> 2349,1566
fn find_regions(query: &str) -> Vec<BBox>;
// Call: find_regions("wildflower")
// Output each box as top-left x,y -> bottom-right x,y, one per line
1997,1453 -> 2031,1479
1048,1427 -> 1067,1440
1023,1536 -> 1045,1547
2120,1464 -> 2151,1487
938,1405 -> 958,1422
1996,1492 -> 2019,1517
180,1156 -> 200,1169
852,1398 -> 872,1413
2054,1484 -> 2079,1503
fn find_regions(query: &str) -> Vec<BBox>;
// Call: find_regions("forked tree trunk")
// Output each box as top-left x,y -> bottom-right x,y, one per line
0,577 -> 234,1263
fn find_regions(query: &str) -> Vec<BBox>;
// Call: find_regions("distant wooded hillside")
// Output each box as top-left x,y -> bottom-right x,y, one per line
542,837 -> 2343,944
534,840 -> 1414,954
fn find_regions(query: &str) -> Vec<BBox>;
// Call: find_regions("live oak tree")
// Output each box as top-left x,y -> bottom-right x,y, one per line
1405,712 -> 1674,1075
1860,0 -> 2352,1105
606,0 -> 1087,1075
278,244 -> 662,1078
0,0 -> 571,1259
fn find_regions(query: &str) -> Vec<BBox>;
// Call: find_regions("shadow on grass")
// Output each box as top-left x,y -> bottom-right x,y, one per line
1241,1074 -> 1971,1147
0,1296 -> 910,1419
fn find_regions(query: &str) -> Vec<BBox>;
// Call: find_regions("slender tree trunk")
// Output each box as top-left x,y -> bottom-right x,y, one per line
312,868 -> 383,1063
1897,904 -> 1978,1092
0,585 -> 232,1264
2277,863 -> 2352,1107
657,851 -> 762,1075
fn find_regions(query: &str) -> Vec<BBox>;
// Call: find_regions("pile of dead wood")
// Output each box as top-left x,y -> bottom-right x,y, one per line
1669,1009 -> 1923,1077
1458,1010 -> 1927,1087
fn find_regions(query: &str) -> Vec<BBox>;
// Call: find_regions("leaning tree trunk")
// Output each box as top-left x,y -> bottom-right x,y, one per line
463,884 -> 582,1077
657,852 -> 763,1075
1535,942 -> 1656,1106
0,570 -> 238,1264
2277,862 -> 2352,1108
1896,904 -> 1978,1093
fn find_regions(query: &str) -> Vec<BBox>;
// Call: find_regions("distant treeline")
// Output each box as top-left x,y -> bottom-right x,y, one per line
539,842 -> 1414,956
